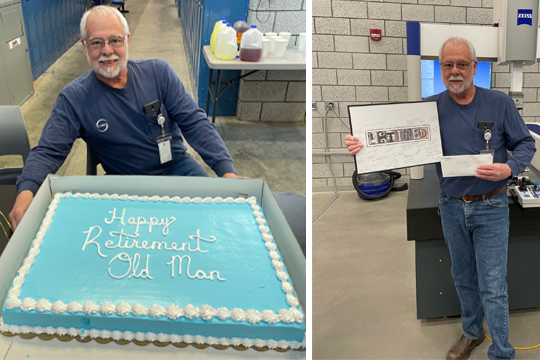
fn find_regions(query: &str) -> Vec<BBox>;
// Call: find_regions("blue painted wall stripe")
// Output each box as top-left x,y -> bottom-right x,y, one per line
406,22 -> 420,56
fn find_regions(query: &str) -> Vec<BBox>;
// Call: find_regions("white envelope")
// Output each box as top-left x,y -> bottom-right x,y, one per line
441,154 -> 494,177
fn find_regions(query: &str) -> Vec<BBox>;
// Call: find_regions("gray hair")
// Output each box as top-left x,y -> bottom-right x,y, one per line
438,37 -> 477,62
80,5 -> 130,39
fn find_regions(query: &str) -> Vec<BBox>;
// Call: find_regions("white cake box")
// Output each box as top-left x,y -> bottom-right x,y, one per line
0,175 -> 306,359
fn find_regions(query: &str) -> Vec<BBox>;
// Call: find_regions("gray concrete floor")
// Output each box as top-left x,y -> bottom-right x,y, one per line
312,190 -> 540,359
4,0 -> 305,196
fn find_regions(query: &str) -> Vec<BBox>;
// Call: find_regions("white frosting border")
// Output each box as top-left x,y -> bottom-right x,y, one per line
5,193 -> 304,327
0,317 -> 306,350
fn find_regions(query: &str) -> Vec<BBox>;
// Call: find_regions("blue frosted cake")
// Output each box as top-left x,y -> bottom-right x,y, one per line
1,193 -> 305,350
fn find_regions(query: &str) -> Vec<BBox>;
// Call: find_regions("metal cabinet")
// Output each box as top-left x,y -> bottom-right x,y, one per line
0,0 -> 34,106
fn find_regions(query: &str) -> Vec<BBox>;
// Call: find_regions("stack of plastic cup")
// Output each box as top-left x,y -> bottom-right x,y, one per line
278,32 -> 291,47
298,33 -> 306,51
269,35 -> 281,55
273,39 -> 287,58
265,33 -> 277,55
262,39 -> 270,58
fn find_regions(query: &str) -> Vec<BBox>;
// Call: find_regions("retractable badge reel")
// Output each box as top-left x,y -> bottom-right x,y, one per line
144,100 -> 172,164
478,121 -> 494,156
156,114 -> 172,164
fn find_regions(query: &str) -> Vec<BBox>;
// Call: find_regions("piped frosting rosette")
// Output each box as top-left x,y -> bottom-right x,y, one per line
0,317 -> 306,349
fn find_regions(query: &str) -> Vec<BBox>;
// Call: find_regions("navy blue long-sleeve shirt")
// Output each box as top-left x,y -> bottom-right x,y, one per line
425,86 -> 536,198
17,59 -> 235,194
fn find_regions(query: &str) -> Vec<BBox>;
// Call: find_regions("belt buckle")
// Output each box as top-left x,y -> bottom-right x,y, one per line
463,197 -> 473,203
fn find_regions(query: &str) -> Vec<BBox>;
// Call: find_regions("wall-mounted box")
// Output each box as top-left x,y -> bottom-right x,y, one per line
0,0 -> 34,106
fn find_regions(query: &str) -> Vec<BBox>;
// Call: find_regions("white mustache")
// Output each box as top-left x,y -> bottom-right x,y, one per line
97,55 -> 120,62
448,76 -> 464,81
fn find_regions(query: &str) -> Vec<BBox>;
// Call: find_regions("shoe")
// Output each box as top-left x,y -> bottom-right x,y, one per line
446,328 -> 485,360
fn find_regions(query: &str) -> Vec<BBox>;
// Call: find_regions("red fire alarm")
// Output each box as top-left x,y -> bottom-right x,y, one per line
370,29 -> 382,41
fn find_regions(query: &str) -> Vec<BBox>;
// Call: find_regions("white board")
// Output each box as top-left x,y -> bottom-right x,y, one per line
348,101 -> 443,174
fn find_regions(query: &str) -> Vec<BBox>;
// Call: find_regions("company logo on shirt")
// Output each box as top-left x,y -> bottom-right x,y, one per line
517,9 -> 533,26
96,119 -> 109,133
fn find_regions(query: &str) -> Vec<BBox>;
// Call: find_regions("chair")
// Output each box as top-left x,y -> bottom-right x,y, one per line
0,106 -> 30,185
87,146 -> 100,176
111,0 -> 129,13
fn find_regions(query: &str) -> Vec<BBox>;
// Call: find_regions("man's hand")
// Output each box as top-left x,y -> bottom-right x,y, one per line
475,163 -> 512,181
222,172 -> 248,179
345,135 -> 363,156
9,190 -> 34,231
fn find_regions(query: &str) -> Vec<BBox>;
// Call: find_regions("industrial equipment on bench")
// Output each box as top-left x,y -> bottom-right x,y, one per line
510,177 -> 540,208
511,122 -> 540,209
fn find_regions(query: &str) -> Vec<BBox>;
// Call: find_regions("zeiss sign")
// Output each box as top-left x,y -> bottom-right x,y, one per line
517,9 -> 533,26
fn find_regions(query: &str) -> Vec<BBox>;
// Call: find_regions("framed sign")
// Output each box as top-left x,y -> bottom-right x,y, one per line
348,101 -> 443,175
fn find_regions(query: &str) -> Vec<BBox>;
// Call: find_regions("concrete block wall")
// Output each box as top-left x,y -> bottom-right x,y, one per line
236,0 -> 307,122
312,0 -> 539,192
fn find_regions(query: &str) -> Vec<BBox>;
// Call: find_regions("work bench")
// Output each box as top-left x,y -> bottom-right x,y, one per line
407,164 -> 540,319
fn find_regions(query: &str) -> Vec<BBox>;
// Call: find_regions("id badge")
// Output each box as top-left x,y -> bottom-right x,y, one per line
481,129 -> 494,155
157,134 -> 172,164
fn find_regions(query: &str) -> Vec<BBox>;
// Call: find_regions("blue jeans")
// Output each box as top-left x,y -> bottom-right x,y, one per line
162,153 -> 209,177
439,191 -> 514,360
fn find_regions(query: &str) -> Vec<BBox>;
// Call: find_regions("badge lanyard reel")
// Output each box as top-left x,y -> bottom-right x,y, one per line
144,100 -> 172,164
478,121 -> 494,156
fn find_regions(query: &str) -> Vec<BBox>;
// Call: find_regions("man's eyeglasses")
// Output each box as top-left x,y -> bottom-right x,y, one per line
85,36 -> 126,51
441,60 -> 474,71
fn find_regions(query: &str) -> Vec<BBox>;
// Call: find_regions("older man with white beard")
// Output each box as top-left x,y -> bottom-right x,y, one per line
346,37 -> 535,360
9,6 -> 240,230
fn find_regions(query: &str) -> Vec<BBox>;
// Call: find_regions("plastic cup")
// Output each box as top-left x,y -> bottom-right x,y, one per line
298,33 -> 306,51
278,32 -> 292,47
262,39 -> 270,58
265,32 -> 278,37
269,35 -> 281,55
273,39 -> 287,58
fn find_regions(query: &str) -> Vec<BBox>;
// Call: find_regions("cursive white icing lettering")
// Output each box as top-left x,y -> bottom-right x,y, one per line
104,208 -> 125,226
163,217 -> 175,235
107,230 -> 138,249
166,255 -> 225,281
151,241 -> 168,250
173,242 -> 189,251
108,253 -> 131,279
149,217 -> 159,233
133,240 -> 151,250
210,271 -> 226,281
127,215 -> 176,235
104,235 -> 195,253
188,229 -> 216,253
82,226 -> 106,258
129,253 -> 153,279
108,253 -> 153,280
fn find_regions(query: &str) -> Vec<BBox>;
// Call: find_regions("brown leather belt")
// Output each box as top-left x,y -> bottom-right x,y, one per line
459,186 -> 506,203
